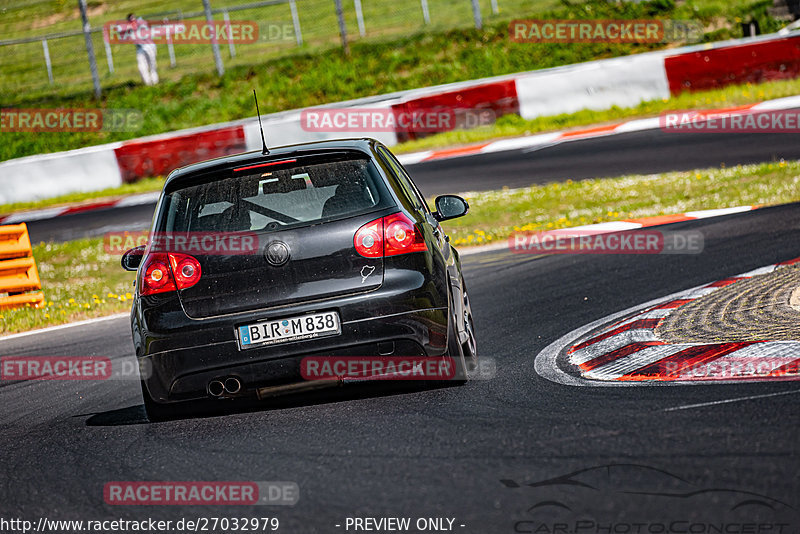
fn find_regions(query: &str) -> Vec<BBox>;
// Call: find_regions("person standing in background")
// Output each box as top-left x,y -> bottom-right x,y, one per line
127,13 -> 159,86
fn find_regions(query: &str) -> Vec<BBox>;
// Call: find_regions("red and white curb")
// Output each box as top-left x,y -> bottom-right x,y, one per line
535,258 -> 800,387
397,94 -> 800,165
0,192 -> 160,225
459,205 -> 758,256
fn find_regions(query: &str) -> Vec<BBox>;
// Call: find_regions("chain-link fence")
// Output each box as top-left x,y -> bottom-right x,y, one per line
0,0 -> 528,102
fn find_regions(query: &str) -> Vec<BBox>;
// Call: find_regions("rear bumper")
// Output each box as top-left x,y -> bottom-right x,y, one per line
134,241 -> 453,404
140,307 -> 448,403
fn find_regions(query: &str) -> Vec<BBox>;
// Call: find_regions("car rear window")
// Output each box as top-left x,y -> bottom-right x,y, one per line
159,156 -> 393,233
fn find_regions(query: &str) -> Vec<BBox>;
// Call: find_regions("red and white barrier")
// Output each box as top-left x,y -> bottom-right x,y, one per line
114,125 -> 247,183
0,144 -> 124,205
516,50 -> 671,119
389,79 -> 519,142
665,35 -> 800,93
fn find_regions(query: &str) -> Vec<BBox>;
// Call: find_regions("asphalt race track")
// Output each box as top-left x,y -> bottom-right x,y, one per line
3,202 -> 800,531
26,124 -> 800,243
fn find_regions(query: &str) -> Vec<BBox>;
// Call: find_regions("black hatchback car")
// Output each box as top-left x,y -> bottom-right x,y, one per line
122,138 -> 476,420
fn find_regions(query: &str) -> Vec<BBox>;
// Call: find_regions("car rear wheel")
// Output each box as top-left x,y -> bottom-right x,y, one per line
461,284 -> 477,372
141,381 -> 174,421
445,289 -> 469,383
140,380 -> 199,422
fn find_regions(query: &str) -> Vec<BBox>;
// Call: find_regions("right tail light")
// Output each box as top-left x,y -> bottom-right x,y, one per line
354,212 -> 428,258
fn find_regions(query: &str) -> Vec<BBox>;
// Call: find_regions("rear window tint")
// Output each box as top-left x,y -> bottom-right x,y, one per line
160,157 -> 393,233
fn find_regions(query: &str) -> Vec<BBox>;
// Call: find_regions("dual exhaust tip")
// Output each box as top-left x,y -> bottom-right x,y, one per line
208,377 -> 242,397
208,375 -> 344,400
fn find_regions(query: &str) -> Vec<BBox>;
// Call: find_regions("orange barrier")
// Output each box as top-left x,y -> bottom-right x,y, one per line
0,223 -> 44,309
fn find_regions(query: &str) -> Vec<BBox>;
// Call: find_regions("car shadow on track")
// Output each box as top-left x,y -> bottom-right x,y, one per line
83,381 -> 463,426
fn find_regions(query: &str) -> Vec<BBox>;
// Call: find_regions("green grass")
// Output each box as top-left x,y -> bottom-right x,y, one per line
439,160 -> 800,246
3,158 -> 800,334
0,238 -> 135,334
0,0 -> 774,163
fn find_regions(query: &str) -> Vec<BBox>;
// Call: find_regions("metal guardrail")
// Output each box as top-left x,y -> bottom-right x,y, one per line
0,0 -> 303,97
0,0 -> 492,99
0,0 -> 295,46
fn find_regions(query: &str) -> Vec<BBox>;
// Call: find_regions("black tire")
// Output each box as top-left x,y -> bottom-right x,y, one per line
444,290 -> 469,384
461,283 -> 478,372
140,380 -> 192,422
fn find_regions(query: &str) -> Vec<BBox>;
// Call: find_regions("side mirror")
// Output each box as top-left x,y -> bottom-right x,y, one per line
121,245 -> 146,272
433,195 -> 469,222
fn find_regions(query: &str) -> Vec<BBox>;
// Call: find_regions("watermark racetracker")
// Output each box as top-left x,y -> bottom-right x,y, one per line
104,481 -> 298,505
662,109 -> 800,133
300,356 -> 496,381
509,229 -> 704,255
104,20 -> 260,44
509,19 -> 703,43
300,107 -> 496,134
1,108 -> 142,132
104,231 -> 259,256
1,356 -> 150,381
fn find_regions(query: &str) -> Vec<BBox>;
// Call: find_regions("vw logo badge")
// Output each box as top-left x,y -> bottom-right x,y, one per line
265,241 -> 290,266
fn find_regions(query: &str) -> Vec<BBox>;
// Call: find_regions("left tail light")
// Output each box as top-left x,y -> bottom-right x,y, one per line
139,252 -> 202,296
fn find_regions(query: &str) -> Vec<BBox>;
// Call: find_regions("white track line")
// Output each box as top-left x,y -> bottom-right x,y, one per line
663,389 -> 800,412
684,206 -> 754,219
0,313 -> 129,342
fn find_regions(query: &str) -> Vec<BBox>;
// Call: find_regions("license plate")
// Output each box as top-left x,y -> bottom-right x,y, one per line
237,311 -> 341,349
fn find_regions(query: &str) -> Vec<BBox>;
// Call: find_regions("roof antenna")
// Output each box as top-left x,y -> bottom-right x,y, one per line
253,89 -> 269,155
